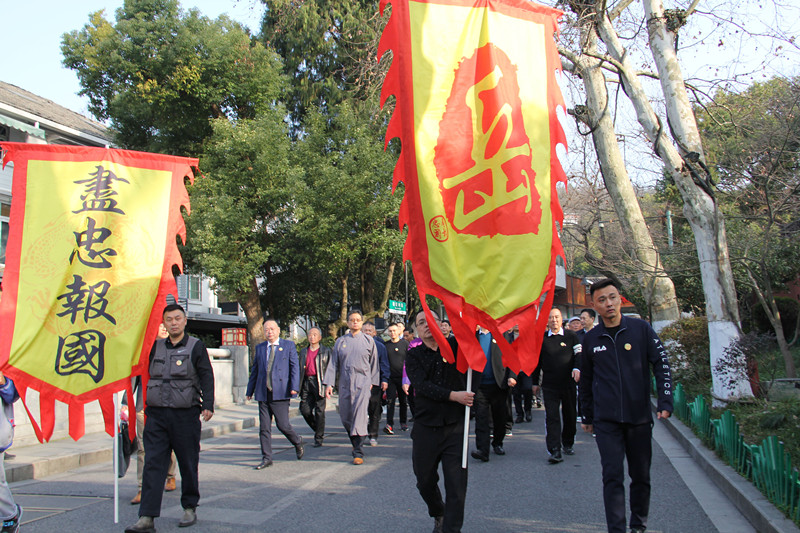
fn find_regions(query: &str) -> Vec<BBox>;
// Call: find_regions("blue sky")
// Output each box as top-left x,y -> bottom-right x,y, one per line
1,1 -> 264,118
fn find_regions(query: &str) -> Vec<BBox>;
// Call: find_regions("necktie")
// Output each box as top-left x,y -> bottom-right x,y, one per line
266,344 -> 276,391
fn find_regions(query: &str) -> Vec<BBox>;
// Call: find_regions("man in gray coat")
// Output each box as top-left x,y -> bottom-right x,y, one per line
323,310 -> 380,464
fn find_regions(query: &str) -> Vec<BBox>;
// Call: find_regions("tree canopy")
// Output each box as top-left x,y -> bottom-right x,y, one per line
62,0 -> 283,155
259,0 -> 389,128
697,76 -> 800,376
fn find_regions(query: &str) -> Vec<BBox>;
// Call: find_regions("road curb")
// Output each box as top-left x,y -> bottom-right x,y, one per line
5,415 -> 259,484
659,408 -> 800,533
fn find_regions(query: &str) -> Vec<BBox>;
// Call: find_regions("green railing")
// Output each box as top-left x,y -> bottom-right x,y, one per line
671,383 -> 800,523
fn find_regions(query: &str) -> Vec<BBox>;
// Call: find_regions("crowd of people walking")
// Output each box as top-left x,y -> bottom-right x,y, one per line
121,278 -> 672,533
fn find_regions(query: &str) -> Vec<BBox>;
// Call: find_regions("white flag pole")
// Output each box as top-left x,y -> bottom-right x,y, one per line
113,391 -> 119,524
461,368 -> 472,469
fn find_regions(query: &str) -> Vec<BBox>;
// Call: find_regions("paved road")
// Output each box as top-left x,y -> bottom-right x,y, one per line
14,404 -> 751,532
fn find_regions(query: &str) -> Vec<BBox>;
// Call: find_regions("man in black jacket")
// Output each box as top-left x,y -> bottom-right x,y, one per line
406,311 -> 474,533
580,279 -> 673,533
383,322 -> 410,434
299,327 -> 331,447
532,307 -> 581,464
126,304 -> 214,533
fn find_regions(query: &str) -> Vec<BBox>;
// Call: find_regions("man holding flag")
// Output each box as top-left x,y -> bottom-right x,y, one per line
406,310 -> 474,533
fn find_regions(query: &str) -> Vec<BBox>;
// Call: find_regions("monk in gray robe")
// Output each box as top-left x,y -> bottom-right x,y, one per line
324,310 -> 380,464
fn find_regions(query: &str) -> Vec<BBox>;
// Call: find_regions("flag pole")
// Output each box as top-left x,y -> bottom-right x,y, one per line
113,391 -> 119,523
461,368 -> 472,469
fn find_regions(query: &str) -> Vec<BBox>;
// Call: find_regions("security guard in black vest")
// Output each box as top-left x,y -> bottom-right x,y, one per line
126,304 -> 214,533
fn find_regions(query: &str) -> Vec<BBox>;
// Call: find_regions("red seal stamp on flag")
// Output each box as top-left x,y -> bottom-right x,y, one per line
429,215 -> 449,242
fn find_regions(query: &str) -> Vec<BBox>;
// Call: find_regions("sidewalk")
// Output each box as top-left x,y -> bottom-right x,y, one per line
3,402 -> 259,484
657,404 -> 800,533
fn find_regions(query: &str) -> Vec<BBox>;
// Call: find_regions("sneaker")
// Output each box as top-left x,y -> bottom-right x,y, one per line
353,457 -> 364,465
369,438 -> 378,446
124,515 -> 155,533
179,507 -> 197,527
1,505 -> 21,533
383,425 -> 394,435
630,528 -> 646,533
433,515 -> 444,533
535,399 -> 542,408
505,430 -> 513,437
563,445 -> 574,455
548,450 -> 564,464
525,412 -> 532,422
514,415 -> 524,423
401,424 -> 409,431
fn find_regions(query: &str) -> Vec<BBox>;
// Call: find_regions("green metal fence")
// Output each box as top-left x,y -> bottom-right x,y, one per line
671,383 -> 800,523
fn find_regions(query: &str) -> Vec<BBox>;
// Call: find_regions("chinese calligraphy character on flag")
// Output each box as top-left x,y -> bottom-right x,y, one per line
0,143 -> 196,442
379,0 -> 567,373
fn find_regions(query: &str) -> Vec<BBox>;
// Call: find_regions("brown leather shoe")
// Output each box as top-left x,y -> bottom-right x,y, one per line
130,491 -> 141,505
164,477 -> 177,492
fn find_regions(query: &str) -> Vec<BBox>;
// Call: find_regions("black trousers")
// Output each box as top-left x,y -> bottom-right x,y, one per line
594,420 -> 653,533
368,385 -> 383,439
258,393 -> 301,461
385,377 -> 408,426
543,386 -> 577,453
299,378 -> 326,444
505,391 -> 513,432
407,384 -> 416,417
474,383 -> 507,453
412,421 -> 468,533
512,372 -> 533,416
349,435 -> 366,458
140,406 -> 201,517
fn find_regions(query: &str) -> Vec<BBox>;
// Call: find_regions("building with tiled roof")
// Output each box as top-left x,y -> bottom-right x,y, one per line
0,81 -> 112,147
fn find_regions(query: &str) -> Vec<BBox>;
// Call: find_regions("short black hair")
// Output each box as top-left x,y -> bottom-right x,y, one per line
589,278 -> 620,296
580,308 -> 596,319
364,320 -> 375,327
347,309 -> 363,320
162,303 -> 186,317
441,319 -> 451,326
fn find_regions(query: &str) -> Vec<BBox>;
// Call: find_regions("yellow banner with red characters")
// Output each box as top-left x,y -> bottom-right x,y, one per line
379,0 -> 566,373
0,144 -> 195,442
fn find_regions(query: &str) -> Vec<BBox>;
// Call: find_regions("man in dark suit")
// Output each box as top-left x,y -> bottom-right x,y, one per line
471,326 -> 516,461
298,326 -> 331,447
246,319 -> 304,469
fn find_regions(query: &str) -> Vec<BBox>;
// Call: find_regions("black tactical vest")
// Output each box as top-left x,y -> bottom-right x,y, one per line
146,336 -> 201,409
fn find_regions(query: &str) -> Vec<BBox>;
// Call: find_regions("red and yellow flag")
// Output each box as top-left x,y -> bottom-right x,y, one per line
0,143 -> 195,442
379,0 -> 566,373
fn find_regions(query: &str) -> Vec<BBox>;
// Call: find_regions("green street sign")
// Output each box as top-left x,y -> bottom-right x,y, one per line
388,299 -> 407,315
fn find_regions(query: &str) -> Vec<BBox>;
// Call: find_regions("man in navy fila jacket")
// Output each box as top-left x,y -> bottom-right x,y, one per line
579,279 -> 673,533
